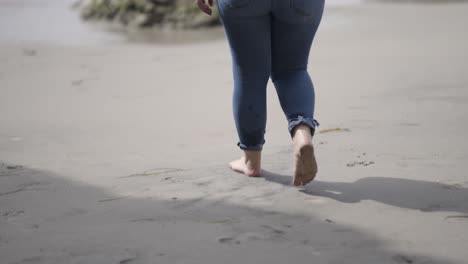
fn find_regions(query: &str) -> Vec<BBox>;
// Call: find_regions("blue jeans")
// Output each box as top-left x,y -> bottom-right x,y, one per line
217,0 -> 324,151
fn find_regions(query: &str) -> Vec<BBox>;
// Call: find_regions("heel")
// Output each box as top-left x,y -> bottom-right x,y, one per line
293,144 -> 317,186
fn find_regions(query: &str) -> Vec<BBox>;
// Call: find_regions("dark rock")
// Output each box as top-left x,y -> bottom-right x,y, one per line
75,0 -> 221,29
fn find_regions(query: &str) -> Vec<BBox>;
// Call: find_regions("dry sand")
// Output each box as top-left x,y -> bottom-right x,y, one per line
1,1 -> 468,264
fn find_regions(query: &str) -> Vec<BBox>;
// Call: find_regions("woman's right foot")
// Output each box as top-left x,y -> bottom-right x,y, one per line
292,125 -> 318,186
229,150 -> 262,177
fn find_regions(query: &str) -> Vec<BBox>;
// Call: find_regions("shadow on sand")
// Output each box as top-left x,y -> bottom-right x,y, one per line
262,170 -> 468,215
0,162 -> 463,264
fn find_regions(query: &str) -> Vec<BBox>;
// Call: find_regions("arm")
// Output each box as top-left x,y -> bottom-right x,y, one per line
197,0 -> 214,15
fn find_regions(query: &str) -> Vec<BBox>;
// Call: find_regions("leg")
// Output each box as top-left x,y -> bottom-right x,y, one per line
271,0 -> 325,185
218,1 -> 271,176
271,0 -> 324,137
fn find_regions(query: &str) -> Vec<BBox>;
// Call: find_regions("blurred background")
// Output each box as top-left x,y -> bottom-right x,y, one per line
0,0 -> 368,45
1,1 -> 468,264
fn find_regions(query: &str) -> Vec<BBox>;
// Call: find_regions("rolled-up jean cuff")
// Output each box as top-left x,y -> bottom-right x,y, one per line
288,116 -> 320,138
237,142 -> 264,151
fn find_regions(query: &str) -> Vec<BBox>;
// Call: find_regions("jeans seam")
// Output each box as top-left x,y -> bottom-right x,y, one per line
288,115 -> 319,138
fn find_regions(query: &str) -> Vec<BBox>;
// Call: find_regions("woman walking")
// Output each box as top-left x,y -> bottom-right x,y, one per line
197,0 -> 324,186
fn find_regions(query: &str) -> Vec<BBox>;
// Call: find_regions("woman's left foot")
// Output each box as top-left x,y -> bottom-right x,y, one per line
229,151 -> 261,177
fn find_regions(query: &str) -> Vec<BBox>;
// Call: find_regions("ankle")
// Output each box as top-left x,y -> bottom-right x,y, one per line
292,125 -> 313,145
243,150 -> 261,169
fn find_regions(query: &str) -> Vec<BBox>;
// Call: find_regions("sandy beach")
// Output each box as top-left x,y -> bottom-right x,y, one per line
1,1 -> 468,263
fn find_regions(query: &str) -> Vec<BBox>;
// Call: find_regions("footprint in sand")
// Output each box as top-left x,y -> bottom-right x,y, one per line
1,209 -> 25,221
260,224 -> 286,235
119,257 -> 137,264
130,217 -> 158,223
217,237 -> 239,245
98,196 -> 127,203
217,233 -> 264,245
3,164 -> 24,170
0,181 -> 49,197
392,254 -> 414,264
119,168 -> 184,179
192,180 -> 214,187
238,232 -> 272,242
218,226 -> 287,245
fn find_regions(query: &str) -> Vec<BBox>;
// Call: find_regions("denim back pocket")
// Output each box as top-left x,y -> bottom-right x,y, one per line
221,0 -> 251,8
290,0 -> 314,16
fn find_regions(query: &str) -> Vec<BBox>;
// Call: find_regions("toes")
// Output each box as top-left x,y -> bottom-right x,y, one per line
293,177 -> 304,186
228,158 -> 241,168
229,159 -> 245,174
292,177 -> 309,187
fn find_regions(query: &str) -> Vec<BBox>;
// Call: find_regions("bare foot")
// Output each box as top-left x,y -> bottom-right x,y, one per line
229,151 -> 261,177
292,125 -> 318,186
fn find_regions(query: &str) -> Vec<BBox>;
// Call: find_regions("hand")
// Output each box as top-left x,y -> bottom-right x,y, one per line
197,0 -> 214,16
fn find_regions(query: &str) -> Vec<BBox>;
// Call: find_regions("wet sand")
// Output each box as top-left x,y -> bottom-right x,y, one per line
1,1 -> 468,264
